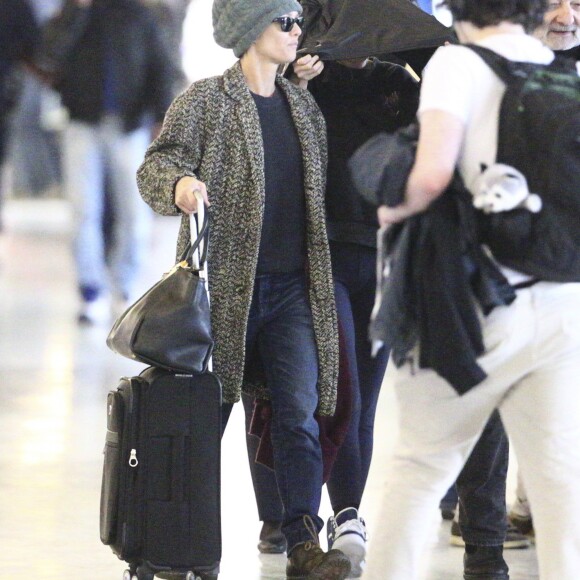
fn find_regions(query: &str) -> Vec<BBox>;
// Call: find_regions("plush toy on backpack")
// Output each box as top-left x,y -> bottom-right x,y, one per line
472,163 -> 543,214
466,44 -> 580,282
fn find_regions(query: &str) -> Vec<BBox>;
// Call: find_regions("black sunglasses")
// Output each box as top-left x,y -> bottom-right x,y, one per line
272,16 -> 304,32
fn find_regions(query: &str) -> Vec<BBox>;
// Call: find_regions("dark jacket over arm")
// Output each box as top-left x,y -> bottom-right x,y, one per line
371,179 -> 516,394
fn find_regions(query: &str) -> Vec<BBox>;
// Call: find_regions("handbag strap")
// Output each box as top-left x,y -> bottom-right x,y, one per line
178,193 -> 209,270
193,191 -> 207,271
191,193 -> 212,372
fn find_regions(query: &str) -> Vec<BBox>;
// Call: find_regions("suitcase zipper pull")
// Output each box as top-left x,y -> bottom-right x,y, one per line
128,449 -> 139,467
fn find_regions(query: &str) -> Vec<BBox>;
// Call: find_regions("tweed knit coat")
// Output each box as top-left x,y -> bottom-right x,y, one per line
137,61 -> 339,416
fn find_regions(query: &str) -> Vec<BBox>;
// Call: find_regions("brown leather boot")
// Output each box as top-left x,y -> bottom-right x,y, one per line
286,516 -> 351,580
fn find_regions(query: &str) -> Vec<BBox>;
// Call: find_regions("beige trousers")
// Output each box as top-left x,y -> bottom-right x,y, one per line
364,282 -> 580,580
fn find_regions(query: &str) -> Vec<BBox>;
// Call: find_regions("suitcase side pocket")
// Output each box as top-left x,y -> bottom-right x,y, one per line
119,378 -> 144,560
100,391 -> 123,545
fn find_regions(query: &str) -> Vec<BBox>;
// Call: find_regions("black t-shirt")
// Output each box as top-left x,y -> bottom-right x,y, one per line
251,88 -> 307,274
556,45 -> 580,61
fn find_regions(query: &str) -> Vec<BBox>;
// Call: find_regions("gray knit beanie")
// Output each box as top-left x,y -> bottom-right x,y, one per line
213,0 -> 303,57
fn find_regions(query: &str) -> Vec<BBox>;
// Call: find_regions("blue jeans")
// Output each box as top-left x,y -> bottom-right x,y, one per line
62,117 -> 152,300
9,75 -> 62,196
241,243 -> 390,522
326,241 -> 390,512
222,271 -> 323,553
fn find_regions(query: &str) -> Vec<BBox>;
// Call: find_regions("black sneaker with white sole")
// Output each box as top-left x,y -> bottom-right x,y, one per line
464,544 -> 510,580
327,508 -> 367,578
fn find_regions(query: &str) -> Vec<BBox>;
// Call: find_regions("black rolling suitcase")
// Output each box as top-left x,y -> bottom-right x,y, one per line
100,366 -> 222,580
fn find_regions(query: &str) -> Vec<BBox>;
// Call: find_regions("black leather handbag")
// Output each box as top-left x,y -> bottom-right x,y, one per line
106,210 -> 213,374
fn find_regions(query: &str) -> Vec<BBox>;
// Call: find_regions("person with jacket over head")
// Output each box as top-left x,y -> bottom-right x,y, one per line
36,0 -> 174,325
292,32 -> 529,580
137,1 -> 352,578
283,52 -> 418,577
292,51 -> 528,580
363,0 -> 580,578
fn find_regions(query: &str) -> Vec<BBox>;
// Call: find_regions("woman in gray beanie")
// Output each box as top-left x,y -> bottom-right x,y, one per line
137,1 -> 351,579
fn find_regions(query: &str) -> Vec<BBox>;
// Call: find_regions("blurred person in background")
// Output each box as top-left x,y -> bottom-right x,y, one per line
0,0 -> 39,231
7,0 -> 63,201
103,0 -> 192,263
283,51 -> 419,578
36,0 -> 174,325
536,0 -> 579,57
141,0 -> 192,94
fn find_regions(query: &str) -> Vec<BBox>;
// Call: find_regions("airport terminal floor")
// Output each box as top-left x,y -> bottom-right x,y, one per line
0,197 -> 542,579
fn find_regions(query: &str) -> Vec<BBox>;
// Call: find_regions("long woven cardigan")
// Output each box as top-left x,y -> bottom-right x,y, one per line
137,61 -> 339,416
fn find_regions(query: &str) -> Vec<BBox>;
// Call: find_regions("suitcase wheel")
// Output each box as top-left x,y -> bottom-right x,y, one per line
136,567 -> 154,580
122,565 -> 153,580
185,573 -> 217,580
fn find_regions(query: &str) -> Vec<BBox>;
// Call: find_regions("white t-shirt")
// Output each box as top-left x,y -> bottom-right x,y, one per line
419,33 -> 555,191
418,34 -> 557,283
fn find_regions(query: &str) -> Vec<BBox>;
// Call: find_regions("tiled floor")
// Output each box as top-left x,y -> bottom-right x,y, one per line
0,198 -> 539,579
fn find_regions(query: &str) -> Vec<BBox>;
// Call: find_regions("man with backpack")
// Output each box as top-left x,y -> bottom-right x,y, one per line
364,1 -> 580,579
508,0 -> 579,544
36,0 -> 175,325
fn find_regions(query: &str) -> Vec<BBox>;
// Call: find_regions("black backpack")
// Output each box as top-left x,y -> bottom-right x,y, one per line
467,45 -> 580,282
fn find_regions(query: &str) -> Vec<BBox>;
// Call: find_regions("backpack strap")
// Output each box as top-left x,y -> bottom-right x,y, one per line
549,53 -> 580,74
465,44 -> 512,83
465,44 -> 577,83
464,44 -> 549,86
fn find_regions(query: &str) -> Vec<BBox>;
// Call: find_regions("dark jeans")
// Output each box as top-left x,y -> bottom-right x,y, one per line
241,242 -> 390,525
445,410 -> 509,546
326,241 -> 389,513
242,392 -> 283,523
221,271 -> 323,553
458,410 -> 509,545
440,483 -> 459,512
